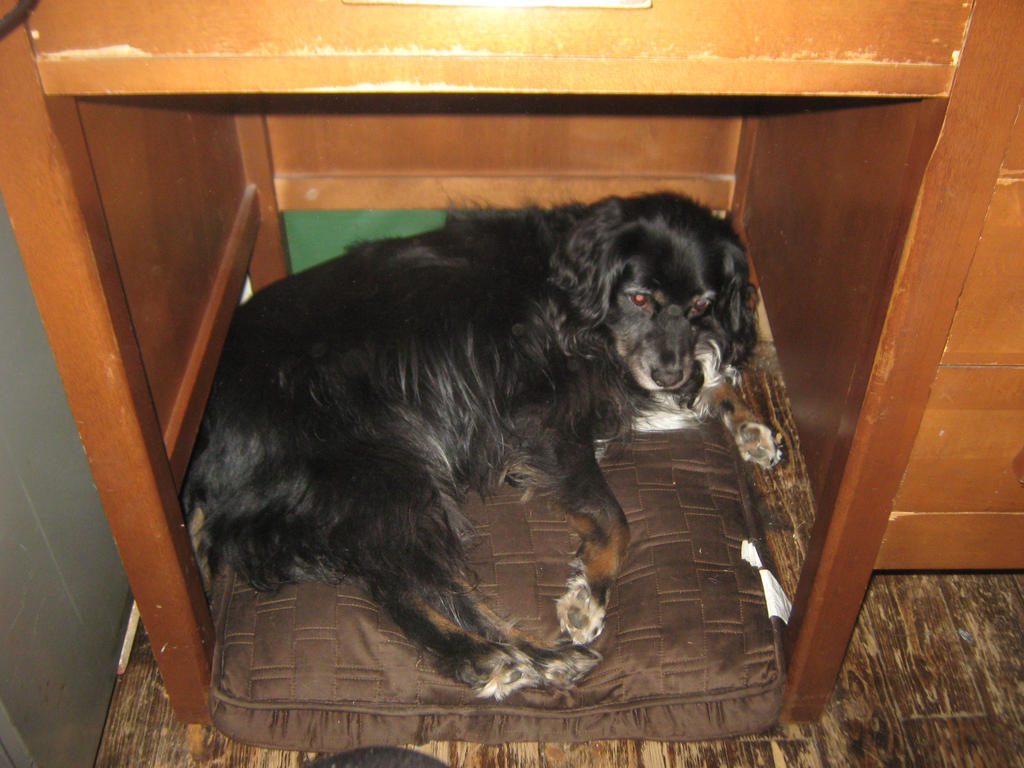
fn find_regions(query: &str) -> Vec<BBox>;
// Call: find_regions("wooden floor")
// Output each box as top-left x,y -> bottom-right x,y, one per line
94,345 -> 1024,767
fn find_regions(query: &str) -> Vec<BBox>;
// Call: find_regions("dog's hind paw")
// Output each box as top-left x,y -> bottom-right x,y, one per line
536,643 -> 601,689
556,572 -> 605,645
463,642 -> 600,699
465,647 -> 544,701
735,421 -> 783,469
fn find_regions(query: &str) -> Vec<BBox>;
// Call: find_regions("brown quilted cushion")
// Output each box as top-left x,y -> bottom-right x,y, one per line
209,423 -> 784,751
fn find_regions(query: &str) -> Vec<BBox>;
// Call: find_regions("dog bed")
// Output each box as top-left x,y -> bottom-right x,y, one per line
208,422 -> 786,751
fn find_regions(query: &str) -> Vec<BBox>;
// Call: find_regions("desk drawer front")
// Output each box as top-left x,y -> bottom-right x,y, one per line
942,178 -> 1024,366
29,0 -> 970,96
895,367 -> 1024,513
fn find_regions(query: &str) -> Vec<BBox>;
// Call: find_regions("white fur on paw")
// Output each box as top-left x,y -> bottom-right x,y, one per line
537,645 -> 601,689
473,648 -> 542,701
556,573 -> 605,645
736,421 -> 783,469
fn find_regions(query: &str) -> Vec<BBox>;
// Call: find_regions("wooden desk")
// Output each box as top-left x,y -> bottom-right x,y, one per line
1,0 -> 1021,725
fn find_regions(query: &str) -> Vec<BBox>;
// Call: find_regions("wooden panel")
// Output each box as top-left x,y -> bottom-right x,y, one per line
28,0 -> 969,96
894,366 -> 1024,513
876,513 -> 1024,570
0,31 -> 212,723
77,100 -> 250,459
739,99 -> 943,516
942,179 -> 1024,365
1004,101 -> 1024,173
235,115 -> 290,289
269,111 -> 738,210
164,186 -> 261,485
276,175 -> 734,211
268,112 -> 741,178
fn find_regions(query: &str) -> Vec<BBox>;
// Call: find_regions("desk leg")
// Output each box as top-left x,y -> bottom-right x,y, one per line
780,0 -> 1024,721
0,30 -> 213,723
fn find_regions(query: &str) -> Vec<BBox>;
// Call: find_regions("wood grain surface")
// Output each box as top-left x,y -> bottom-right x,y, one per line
28,0 -> 968,95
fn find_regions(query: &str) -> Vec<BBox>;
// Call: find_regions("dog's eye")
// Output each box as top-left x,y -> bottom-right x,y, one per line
687,297 -> 712,318
630,293 -> 652,310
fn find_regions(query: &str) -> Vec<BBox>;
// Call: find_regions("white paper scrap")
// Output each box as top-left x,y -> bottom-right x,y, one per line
741,539 -> 763,569
759,569 -> 793,624
741,539 -> 793,623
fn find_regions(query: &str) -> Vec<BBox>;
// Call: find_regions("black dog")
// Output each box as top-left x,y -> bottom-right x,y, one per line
182,193 -> 781,699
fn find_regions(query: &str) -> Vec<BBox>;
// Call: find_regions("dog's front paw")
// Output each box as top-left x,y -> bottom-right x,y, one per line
556,572 -> 605,645
736,421 -> 783,469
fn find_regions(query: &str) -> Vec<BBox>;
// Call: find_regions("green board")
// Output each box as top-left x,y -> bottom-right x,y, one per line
283,209 -> 447,273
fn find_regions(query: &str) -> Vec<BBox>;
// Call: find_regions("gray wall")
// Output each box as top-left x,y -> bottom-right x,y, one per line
0,192 -> 131,767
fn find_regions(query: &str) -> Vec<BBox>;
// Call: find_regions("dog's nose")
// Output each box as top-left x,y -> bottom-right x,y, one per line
651,364 -> 686,389
650,346 -> 692,389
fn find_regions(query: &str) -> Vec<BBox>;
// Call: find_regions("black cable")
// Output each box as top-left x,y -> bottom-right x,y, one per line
0,0 -> 38,39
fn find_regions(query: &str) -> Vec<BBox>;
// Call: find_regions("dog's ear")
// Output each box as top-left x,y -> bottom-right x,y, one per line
551,197 -> 628,327
716,237 -> 758,364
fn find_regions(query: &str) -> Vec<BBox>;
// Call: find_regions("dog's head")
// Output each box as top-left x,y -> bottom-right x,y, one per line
553,193 -> 756,393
